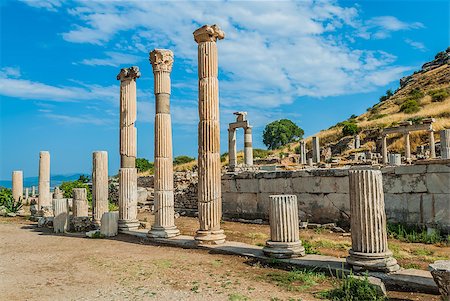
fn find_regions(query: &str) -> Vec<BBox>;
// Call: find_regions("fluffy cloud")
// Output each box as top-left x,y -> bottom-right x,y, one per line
78,51 -> 142,67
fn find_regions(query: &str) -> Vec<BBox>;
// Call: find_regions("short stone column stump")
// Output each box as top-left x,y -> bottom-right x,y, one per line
100,212 -> 119,237
263,195 -> 305,258
347,169 -> 399,273
429,260 -> 450,300
53,199 -> 69,233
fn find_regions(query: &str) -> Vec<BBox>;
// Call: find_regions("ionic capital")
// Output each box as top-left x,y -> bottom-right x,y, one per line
117,66 -> 141,81
150,49 -> 174,73
193,24 -> 225,43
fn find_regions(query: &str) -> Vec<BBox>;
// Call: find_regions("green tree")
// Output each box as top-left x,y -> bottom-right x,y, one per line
136,158 -> 154,172
78,174 -> 90,183
262,119 -> 304,150
173,155 -> 195,165
342,121 -> 359,136
60,180 -> 92,202
400,99 -> 420,114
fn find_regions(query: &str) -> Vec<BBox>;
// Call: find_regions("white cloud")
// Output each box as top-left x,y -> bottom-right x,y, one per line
78,51 -> 142,67
19,0 -> 62,12
404,38 -> 427,52
359,16 -> 424,40
0,66 -> 21,78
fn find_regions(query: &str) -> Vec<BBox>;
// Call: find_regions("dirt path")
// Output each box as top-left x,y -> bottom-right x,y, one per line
0,217 -> 442,301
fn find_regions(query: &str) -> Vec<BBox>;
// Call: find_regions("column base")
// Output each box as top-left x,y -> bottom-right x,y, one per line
263,241 -> 306,259
347,249 -> 400,273
194,229 -> 226,245
147,225 -> 180,239
118,219 -> 140,231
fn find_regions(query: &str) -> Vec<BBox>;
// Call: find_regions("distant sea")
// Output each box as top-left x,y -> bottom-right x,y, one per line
0,173 -> 84,189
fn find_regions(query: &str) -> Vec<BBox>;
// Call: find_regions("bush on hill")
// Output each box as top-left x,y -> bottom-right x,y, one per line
341,121 -> 359,136
136,158 -> 154,173
429,88 -> 449,102
400,99 -> 420,114
173,155 -> 195,165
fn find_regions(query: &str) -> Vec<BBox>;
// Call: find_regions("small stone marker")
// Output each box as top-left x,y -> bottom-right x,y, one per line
100,212 -> 119,237
53,199 -> 69,233
263,195 -> 305,258
429,260 -> 450,300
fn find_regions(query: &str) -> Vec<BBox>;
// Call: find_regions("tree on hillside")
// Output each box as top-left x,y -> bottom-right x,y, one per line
342,121 -> 359,136
262,119 -> 304,150
136,158 -> 154,173
173,155 -> 195,165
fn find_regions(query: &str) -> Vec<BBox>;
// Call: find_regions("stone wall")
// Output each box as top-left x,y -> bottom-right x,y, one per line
222,162 -> 450,232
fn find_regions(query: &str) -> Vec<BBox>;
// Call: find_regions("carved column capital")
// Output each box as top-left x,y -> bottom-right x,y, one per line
193,24 -> 225,43
150,49 -> 174,73
117,66 -> 141,81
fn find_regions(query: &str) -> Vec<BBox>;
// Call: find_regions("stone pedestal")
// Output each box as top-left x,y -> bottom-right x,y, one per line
38,151 -> 52,216
429,130 -> 436,159
148,49 -> 179,238
347,169 -> 399,272
12,170 -> 23,203
244,126 -> 253,165
100,212 -> 119,237
263,195 -> 305,258
194,24 -> 226,245
388,153 -> 401,166
53,187 -> 63,199
72,188 -> 88,217
117,66 -> 140,231
92,151 -> 109,226
441,129 -> 450,159
429,260 -> 450,300
312,136 -> 320,163
53,199 -> 69,233
118,168 -> 139,231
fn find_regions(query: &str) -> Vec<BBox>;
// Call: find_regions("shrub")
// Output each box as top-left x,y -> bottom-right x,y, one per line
263,119 -> 304,150
173,155 -> 195,165
253,148 -> 270,159
429,88 -> 449,102
407,116 -> 424,124
78,174 -> 90,183
220,152 -> 228,163
320,274 -> 386,301
0,188 -> 23,213
0,187 -> 12,205
368,114 -> 387,121
342,122 -> 359,136
136,158 -> 154,173
408,88 -> 424,100
60,180 -> 92,202
400,99 -> 420,114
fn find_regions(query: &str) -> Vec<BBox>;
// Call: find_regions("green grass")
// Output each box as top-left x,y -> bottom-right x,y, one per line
318,274 -> 386,301
387,223 -> 448,245
402,263 -> 421,269
228,293 -> 249,301
303,240 -> 321,255
265,269 -> 326,291
429,88 -> 449,102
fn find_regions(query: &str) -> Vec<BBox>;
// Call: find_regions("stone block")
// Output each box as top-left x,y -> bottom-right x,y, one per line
384,193 -> 408,223
235,179 -> 259,193
53,199 -> 69,233
292,176 -> 349,194
223,192 -> 258,215
426,173 -> 450,193
383,174 -> 427,193
395,165 -> 427,175
427,164 -> 450,173
259,178 -> 292,193
100,212 -> 119,237
434,195 -> 450,231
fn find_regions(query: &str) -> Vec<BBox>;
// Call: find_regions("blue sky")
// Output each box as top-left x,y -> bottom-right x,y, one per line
0,0 -> 449,181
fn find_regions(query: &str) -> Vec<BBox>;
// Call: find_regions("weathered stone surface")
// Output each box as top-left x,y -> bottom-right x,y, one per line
118,168 -> 139,231
53,199 -> 69,233
72,188 -> 88,217
383,174 -> 427,193
12,171 -> 23,203
429,260 -> 450,300
347,169 -> 399,272
426,173 -> 450,193
92,151 -> 108,226
72,216 -> 92,232
38,151 -> 52,216
395,165 -> 427,175
263,195 -> 305,258
440,129 -> 450,159
100,212 -> 119,237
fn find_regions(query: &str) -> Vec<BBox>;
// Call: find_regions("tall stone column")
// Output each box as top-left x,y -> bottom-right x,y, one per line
347,169 -> 399,272
148,49 -> 180,238
354,135 -> 361,149
24,187 -> 29,202
92,151 -> 109,226
228,128 -> 237,169
382,135 -> 388,164
194,24 -> 226,244
299,140 -> 306,164
404,132 -> 411,162
263,195 -> 305,258
38,151 -> 52,216
312,136 -> 320,163
428,130 -> 436,159
244,126 -> 253,166
117,66 -> 140,231
12,171 -> 23,203
441,129 -> 450,159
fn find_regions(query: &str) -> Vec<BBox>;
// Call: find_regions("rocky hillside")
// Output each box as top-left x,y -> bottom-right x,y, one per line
286,47 -> 450,159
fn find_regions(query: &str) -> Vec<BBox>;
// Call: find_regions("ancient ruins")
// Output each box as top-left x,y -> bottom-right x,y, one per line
228,111 -> 253,170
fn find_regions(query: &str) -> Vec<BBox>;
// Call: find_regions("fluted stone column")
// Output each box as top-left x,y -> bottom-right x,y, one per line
24,187 -> 29,203
31,186 -> 36,197
355,135 -> 361,149
228,128 -> 237,169
194,24 -> 226,244
382,135 -> 388,164
429,130 -> 436,159
263,195 -> 305,258
72,188 -> 88,217
441,129 -> 450,159
117,66 -> 140,231
312,136 -> 320,163
404,132 -> 411,162
92,151 -> 109,226
299,141 -> 306,164
38,151 -> 52,216
244,127 -> 253,166
12,171 -> 23,203
347,169 -> 399,272
53,199 -> 69,233
148,49 -> 180,238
